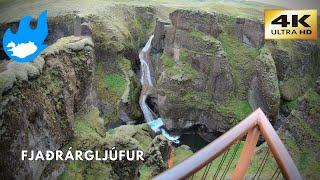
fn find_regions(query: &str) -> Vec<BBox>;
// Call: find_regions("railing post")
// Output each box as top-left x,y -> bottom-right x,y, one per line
231,126 -> 260,180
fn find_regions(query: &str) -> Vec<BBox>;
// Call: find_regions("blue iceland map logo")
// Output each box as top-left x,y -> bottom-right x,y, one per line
2,10 -> 48,63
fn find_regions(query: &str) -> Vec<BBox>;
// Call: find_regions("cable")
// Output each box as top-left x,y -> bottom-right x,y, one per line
220,141 -> 241,180
212,149 -> 229,180
201,161 -> 213,180
253,149 -> 270,179
271,168 -> 279,180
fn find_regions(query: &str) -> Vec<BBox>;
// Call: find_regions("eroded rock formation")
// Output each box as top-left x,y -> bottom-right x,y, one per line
0,36 -> 95,179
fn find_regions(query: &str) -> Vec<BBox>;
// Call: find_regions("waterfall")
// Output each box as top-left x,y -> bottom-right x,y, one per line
139,35 -> 179,144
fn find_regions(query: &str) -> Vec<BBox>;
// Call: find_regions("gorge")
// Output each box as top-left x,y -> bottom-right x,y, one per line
0,0 -> 319,179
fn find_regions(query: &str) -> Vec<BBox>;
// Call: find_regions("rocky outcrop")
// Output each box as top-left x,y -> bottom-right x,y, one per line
169,9 -> 222,38
151,10 -> 233,136
270,48 -> 290,81
287,90 -> 320,149
54,119 -> 169,180
0,36 -> 95,179
144,135 -> 172,176
235,18 -> 264,48
249,47 -> 280,121
272,41 -> 320,101
152,19 -> 171,53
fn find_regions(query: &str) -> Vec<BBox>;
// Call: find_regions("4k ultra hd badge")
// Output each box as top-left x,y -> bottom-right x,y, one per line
265,9 -> 317,40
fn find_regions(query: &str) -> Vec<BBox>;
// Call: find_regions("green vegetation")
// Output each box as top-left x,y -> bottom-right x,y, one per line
248,131 -> 314,178
189,30 -> 218,43
217,100 -> 252,124
174,142 -> 244,180
284,89 -> 320,178
200,2 -> 266,20
303,89 -> 320,119
174,146 -> 194,165
161,51 -> 198,81
37,70 -> 63,96
286,99 -> 298,112
58,161 -> 88,180
139,164 -> 152,180
180,91 -> 215,109
104,74 -> 126,96
280,75 -> 315,101
218,33 -> 259,99
95,62 -> 125,105
74,107 -> 105,136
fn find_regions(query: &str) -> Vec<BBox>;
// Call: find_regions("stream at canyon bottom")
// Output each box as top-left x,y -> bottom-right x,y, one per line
139,35 -> 180,143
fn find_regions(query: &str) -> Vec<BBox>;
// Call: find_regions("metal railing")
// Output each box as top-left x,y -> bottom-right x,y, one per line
154,108 -> 302,180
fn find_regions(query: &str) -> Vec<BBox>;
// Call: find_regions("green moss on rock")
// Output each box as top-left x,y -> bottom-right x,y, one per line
160,52 -> 198,81
75,107 -> 105,137
217,100 -> 252,124
280,75 -> 314,101
104,73 -> 126,96
218,32 -> 259,98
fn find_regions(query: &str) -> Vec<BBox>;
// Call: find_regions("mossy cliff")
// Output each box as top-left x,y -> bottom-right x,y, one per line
151,8 -> 318,140
0,36 -> 95,179
151,10 -> 260,139
54,107 -> 172,180
89,5 -> 157,126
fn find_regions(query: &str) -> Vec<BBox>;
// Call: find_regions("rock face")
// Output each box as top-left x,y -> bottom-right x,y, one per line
151,9 -> 233,136
0,36 -> 95,179
285,87 -> 320,172
271,41 -> 320,101
169,9 -> 222,37
249,47 -> 280,121
152,19 -> 171,53
235,18 -> 264,48
144,135 -> 172,176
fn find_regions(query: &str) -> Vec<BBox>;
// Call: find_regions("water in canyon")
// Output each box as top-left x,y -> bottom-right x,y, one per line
139,35 -> 180,143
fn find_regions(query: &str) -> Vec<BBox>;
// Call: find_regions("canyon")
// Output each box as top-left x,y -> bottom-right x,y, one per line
0,0 -> 319,179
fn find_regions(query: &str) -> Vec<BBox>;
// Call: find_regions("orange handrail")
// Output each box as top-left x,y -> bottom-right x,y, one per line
153,108 -> 302,180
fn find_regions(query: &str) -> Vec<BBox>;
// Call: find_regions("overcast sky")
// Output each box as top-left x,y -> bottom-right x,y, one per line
248,0 -> 320,11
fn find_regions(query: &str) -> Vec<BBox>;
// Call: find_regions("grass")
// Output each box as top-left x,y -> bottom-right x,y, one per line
280,75 -> 314,101
104,73 -> 126,96
58,161 -> 87,180
95,62 -> 125,107
180,91 -> 215,109
74,107 -> 105,136
161,52 -> 198,81
303,89 -> 320,119
286,99 -> 298,112
139,164 -> 152,180
174,146 -> 194,165
189,30 -> 218,43
173,142 -> 244,180
217,100 -> 252,124
218,32 -> 259,99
